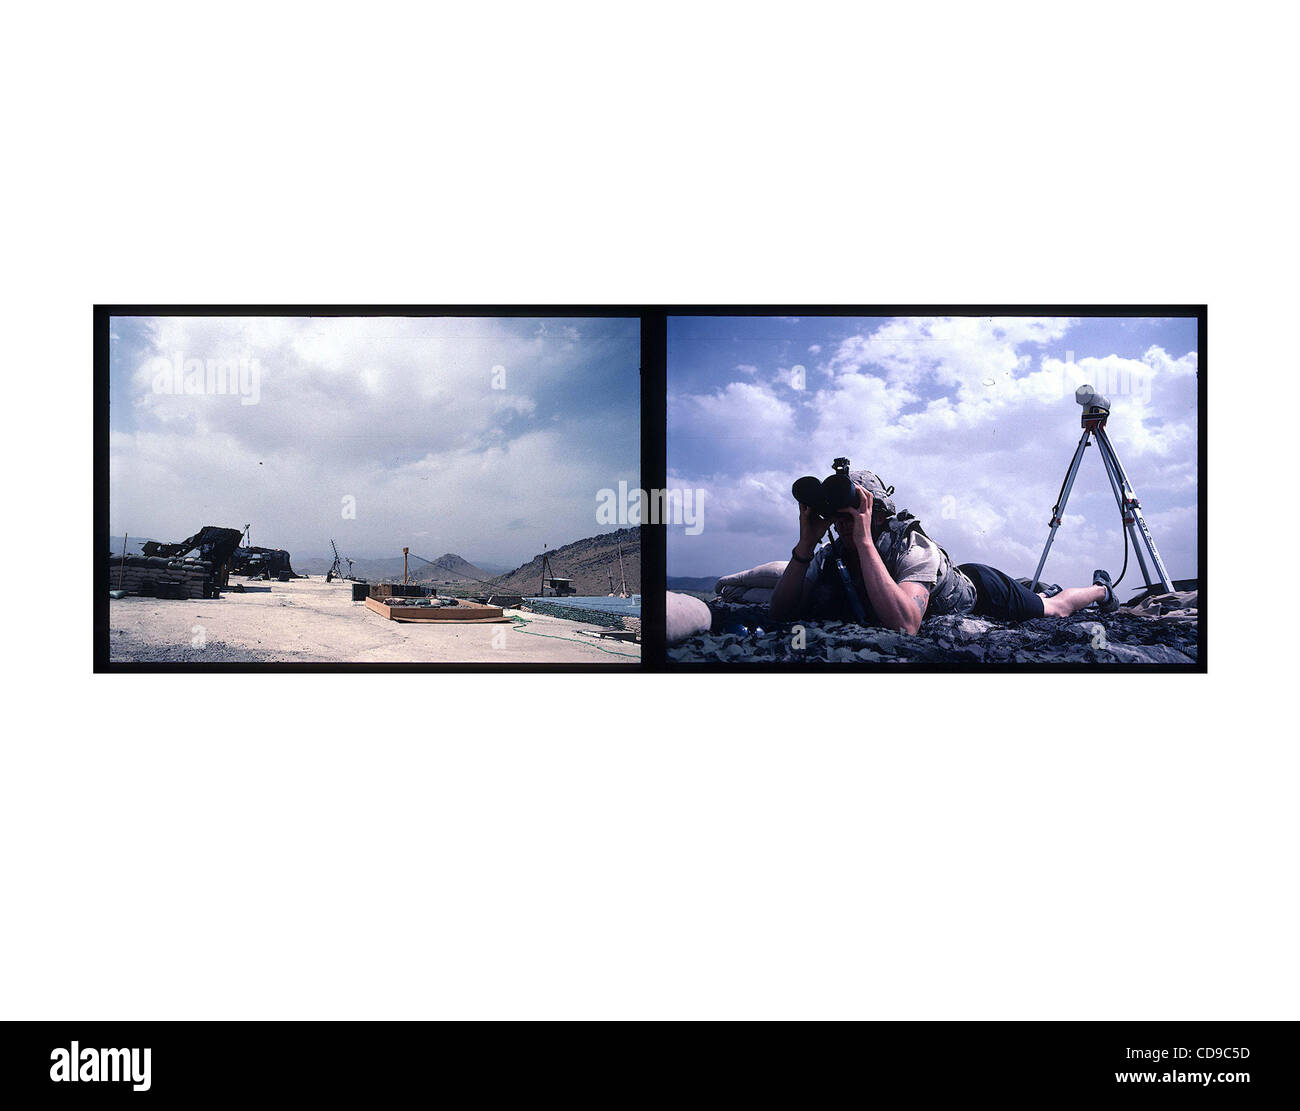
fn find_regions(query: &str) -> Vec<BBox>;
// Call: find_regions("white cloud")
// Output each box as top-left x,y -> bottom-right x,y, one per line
669,317 -> 1199,592
828,316 -> 1074,401
670,381 -> 797,470
110,317 -> 638,565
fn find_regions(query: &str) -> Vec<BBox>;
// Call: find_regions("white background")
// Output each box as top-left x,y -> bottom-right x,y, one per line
2,2 -> 1295,1019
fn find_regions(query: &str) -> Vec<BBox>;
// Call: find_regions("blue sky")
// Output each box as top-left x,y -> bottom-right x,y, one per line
109,316 -> 639,565
668,315 -> 1199,592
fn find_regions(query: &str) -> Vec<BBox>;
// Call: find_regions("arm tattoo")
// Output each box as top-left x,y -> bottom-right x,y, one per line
910,588 -> 928,615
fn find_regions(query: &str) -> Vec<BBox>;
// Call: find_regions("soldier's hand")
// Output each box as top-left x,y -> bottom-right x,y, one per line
838,484 -> 873,546
797,503 -> 830,557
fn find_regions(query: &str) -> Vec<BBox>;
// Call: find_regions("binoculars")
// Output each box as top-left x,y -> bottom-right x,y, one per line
792,457 -> 861,520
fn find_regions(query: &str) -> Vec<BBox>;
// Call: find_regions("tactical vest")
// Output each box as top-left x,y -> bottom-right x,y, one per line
878,511 -> 975,615
813,511 -> 973,621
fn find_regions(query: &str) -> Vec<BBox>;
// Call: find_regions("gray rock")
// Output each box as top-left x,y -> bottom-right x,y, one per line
668,601 -> 1199,665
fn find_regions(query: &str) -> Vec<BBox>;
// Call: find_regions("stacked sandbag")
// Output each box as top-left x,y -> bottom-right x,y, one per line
714,560 -> 789,606
107,555 -> 217,599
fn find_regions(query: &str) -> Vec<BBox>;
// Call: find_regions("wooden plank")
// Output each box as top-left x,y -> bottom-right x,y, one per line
364,596 -> 508,623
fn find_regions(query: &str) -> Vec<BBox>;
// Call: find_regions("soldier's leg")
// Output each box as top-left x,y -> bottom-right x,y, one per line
1041,585 -> 1107,618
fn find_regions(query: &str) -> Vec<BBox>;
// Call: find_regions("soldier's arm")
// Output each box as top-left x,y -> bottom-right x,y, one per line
769,549 -> 814,621
854,536 -> 929,635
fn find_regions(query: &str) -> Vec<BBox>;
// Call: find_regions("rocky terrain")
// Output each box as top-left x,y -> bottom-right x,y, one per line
117,528 -> 637,596
406,552 -> 495,585
490,527 -> 641,597
108,628 -> 290,663
669,592 -> 1199,665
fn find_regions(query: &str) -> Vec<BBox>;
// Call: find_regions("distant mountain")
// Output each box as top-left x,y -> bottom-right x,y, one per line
294,555 -> 405,580
107,535 -> 160,557
667,575 -> 719,593
408,553 -> 493,584
490,527 -> 640,597
292,552 -> 492,584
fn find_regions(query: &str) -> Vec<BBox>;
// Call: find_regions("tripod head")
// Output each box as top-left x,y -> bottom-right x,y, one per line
1075,384 -> 1111,429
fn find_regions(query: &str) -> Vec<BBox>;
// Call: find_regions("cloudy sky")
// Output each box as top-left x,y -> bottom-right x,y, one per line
109,316 -> 639,567
667,315 -> 1199,592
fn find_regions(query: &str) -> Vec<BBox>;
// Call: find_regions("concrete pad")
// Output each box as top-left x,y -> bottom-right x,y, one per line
108,577 -> 640,664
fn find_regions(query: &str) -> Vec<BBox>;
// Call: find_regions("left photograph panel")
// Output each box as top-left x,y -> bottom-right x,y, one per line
97,311 -> 642,668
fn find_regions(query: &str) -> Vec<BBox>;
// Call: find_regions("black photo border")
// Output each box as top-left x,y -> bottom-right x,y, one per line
656,304 -> 1206,674
94,305 -> 658,673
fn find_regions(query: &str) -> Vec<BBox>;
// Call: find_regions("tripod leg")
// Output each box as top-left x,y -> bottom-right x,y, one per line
1096,436 -> 1156,590
1131,529 -> 1156,590
1030,430 -> 1092,591
1097,429 -> 1174,593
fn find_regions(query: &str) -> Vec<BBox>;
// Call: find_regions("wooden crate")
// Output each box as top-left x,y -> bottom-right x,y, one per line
364,597 -> 508,623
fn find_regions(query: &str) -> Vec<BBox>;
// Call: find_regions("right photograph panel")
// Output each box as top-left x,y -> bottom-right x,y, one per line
665,311 -> 1202,668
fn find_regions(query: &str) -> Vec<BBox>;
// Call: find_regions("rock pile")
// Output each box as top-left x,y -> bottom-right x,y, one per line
669,592 -> 1199,665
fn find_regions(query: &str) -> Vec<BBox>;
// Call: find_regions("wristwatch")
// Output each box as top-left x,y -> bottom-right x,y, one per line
790,545 -> 813,564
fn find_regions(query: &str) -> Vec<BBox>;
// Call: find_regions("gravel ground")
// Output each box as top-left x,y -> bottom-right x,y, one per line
669,601 -> 1198,665
108,628 -> 302,663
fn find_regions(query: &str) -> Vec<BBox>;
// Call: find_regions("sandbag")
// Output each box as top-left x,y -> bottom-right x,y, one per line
715,560 -> 789,595
666,591 -> 713,645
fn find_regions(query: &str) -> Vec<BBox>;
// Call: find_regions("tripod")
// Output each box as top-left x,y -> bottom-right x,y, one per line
1029,398 -> 1173,596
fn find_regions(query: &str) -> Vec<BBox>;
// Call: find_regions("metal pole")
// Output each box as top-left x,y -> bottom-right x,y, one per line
1096,428 -> 1174,592
118,533 -> 128,591
1095,438 -> 1153,589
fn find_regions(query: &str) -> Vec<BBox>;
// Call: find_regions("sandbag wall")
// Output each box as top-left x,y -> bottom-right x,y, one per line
108,555 -> 219,599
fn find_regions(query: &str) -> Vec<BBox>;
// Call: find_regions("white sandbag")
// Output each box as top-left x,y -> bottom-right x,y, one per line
739,587 -> 775,605
715,560 -> 789,594
666,591 -> 713,644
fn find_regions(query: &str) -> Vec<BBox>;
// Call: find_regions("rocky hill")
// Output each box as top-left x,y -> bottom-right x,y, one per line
293,551 -> 492,583
407,552 -> 494,585
490,527 -> 640,597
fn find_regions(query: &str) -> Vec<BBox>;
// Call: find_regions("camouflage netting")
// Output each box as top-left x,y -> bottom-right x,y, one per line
230,546 -> 300,578
521,599 -> 628,630
141,526 -> 244,569
669,594 -> 1199,665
